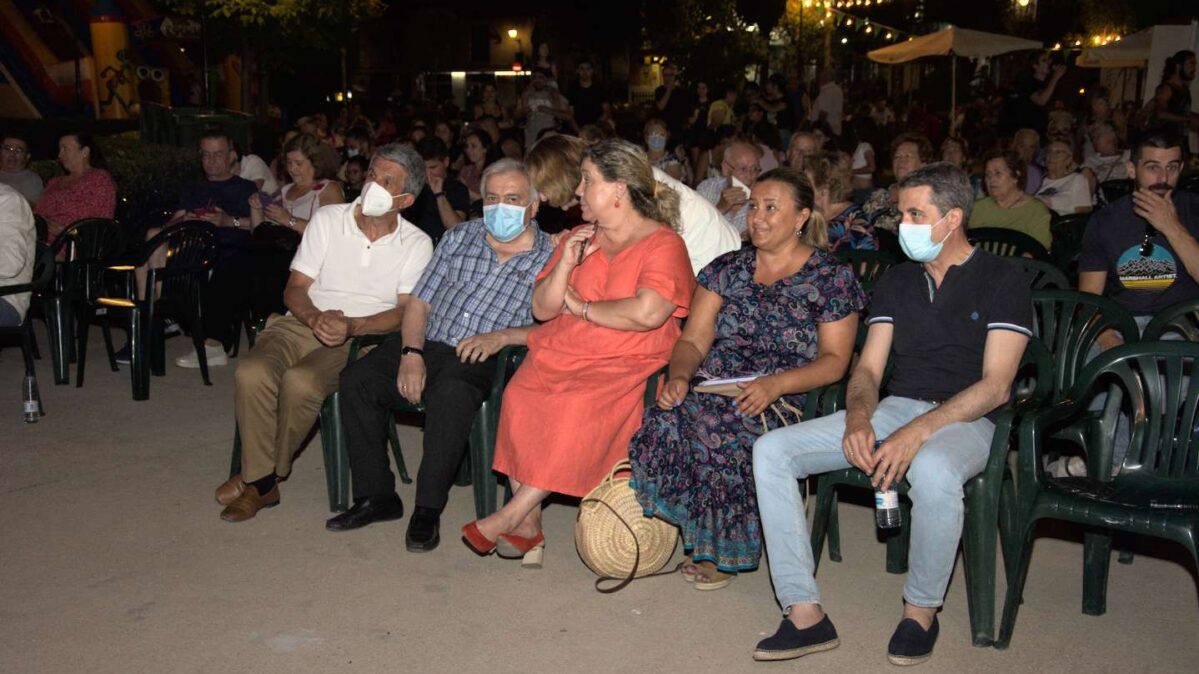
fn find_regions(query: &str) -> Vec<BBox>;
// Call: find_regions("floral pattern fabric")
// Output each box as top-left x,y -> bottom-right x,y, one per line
826,203 -> 877,252
629,246 -> 866,571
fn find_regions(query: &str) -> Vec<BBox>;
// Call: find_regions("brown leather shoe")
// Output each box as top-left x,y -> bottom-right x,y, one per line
214,475 -> 246,506
220,485 -> 280,522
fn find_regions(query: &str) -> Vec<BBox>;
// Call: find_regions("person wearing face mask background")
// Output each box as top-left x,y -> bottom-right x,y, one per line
752,163 -> 1032,666
328,159 -> 553,550
644,118 -> 685,183
213,144 -> 433,523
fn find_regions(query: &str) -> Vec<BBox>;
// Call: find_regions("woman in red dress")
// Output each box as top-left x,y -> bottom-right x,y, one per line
462,139 -> 697,562
34,132 -> 116,244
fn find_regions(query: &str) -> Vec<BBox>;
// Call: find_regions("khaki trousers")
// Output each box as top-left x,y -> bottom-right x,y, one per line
233,315 -> 352,482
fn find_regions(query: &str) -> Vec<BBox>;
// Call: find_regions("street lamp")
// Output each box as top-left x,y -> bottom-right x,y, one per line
508,29 -> 518,39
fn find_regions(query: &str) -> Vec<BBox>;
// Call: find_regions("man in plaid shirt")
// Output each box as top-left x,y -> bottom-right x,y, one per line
328,159 -> 554,550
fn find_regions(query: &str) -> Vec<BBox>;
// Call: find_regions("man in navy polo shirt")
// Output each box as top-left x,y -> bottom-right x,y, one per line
751,163 -> 1033,666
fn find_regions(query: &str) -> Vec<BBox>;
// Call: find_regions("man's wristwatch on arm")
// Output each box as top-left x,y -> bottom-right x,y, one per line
400,346 -> 424,358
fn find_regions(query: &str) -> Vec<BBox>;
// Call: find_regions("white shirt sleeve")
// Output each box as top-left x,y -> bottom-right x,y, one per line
289,209 -> 329,279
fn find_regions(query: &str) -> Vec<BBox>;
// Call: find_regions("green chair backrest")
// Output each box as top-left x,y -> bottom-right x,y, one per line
835,249 -> 900,286
1008,257 -> 1070,290
1067,341 -> 1199,482
968,227 -> 1050,261
1141,299 -> 1199,342
1031,289 -> 1140,402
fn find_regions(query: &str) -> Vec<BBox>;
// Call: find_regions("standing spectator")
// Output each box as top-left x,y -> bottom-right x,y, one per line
810,69 -> 844,138
1148,50 -> 1198,150
402,137 -> 469,244
567,59 -> 610,129
0,134 -> 43,205
706,84 -> 738,130
687,81 -> 712,140
762,74 -> 796,141
968,150 -> 1052,249
654,62 -> 694,139
34,132 -> 116,244
1006,51 -> 1066,137
644,119 -> 685,182
0,183 -> 35,327
1036,136 -> 1093,216
516,68 -> 571,152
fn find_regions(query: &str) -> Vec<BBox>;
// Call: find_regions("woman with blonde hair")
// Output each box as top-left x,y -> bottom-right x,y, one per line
630,167 -> 864,589
807,151 -> 877,252
462,139 -> 697,563
524,133 -> 587,234
250,132 -> 343,232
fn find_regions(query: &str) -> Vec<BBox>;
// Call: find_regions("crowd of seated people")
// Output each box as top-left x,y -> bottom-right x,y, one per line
5,44 -> 1199,669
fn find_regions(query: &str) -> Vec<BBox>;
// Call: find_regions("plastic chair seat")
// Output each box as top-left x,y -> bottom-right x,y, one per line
1045,475 -> 1199,511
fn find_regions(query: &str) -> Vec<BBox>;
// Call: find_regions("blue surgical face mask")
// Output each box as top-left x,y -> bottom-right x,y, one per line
647,134 -> 667,151
898,213 -> 951,263
483,202 -> 528,242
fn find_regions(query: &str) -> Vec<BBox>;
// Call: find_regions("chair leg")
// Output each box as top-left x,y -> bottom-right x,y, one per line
44,296 -> 70,385
192,321 -> 212,386
809,478 -> 836,573
130,307 -> 150,401
319,394 -> 349,513
995,517 -> 1039,649
386,417 -> 411,484
827,497 -> 842,563
229,424 -> 243,478
961,484 -> 999,647
998,475 -> 1019,586
75,304 -> 91,388
468,406 -> 497,519
28,322 -> 41,360
19,319 -> 37,376
1082,529 -> 1113,616
100,317 -> 117,371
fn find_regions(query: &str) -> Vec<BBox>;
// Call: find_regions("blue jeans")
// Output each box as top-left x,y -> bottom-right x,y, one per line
753,396 -> 994,611
0,298 -> 21,327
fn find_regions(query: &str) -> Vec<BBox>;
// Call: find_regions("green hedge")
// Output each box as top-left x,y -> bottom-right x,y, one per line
31,132 -> 200,238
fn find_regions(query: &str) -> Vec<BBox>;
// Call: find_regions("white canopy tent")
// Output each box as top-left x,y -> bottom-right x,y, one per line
1078,22 -> 1198,102
868,26 -> 1044,121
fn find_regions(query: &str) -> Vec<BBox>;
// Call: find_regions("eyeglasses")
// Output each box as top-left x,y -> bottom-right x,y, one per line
2,145 -> 28,155
727,163 -> 761,176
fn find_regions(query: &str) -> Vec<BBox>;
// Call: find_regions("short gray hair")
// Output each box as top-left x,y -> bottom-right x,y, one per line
480,158 -> 539,205
897,162 -> 975,223
372,143 -> 426,195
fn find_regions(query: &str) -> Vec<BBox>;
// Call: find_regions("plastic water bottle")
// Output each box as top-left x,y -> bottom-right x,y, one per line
22,375 -> 40,423
873,441 -> 900,529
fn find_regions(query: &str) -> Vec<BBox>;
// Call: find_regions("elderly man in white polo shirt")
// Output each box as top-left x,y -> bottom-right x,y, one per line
216,144 -> 434,522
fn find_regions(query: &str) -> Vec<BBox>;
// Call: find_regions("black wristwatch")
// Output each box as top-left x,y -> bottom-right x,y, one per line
434,192 -> 445,199
400,346 -> 424,357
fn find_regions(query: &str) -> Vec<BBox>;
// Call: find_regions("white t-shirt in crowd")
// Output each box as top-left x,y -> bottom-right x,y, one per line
851,142 -> 873,176
653,167 -> 740,275
1082,151 -> 1131,186
290,201 -> 433,318
811,81 -> 844,136
1036,171 -> 1094,216
239,154 -> 278,194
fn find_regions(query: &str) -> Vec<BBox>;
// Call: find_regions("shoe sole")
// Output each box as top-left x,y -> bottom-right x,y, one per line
176,357 -> 228,369
753,638 -> 840,661
694,575 -> 733,591
520,545 -> 544,569
887,653 -> 932,666
405,535 -> 441,552
220,500 -> 279,522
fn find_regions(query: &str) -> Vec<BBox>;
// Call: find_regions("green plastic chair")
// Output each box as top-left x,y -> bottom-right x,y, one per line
996,341 -> 1199,648
968,227 -> 1050,261
1030,290 -> 1139,404
1009,257 -> 1070,290
1047,213 -> 1091,275
809,339 -> 1053,647
228,334 -> 412,513
835,249 -> 899,285
1098,179 -> 1133,205
1141,298 -> 1199,342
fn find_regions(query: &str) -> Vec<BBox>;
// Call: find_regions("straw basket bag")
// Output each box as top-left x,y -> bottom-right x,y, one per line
575,459 -> 679,592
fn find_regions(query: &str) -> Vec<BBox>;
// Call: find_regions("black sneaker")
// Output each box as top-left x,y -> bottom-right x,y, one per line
405,506 -> 441,552
753,615 -> 840,661
887,616 -> 939,666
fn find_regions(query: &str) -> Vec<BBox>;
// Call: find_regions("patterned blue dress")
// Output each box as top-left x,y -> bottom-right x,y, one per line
630,246 -> 866,572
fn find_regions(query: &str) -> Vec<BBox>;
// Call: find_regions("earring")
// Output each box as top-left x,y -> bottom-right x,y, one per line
615,196 -> 621,208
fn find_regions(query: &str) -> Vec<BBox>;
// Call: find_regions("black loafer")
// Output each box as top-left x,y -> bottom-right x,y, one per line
325,493 -> 404,532
753,615 -> 839,661
887,616 -> 939,666
405,506 -> 442,552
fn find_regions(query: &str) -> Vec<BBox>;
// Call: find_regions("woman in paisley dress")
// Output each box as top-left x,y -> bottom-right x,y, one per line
630,167 -> 866,590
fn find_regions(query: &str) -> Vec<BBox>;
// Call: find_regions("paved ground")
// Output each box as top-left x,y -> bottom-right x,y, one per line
2,326 -> 1197,673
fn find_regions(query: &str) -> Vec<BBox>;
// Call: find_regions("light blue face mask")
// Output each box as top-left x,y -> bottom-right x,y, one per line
483,202 -> 528,242
647,134 -> 667,151
898,213 -> 951,263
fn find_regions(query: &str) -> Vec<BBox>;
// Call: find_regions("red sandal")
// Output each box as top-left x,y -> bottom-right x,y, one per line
461,521 -> 497,555
496,531 -> 545,559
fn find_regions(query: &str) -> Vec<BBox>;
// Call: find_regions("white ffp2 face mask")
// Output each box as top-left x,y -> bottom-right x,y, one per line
360,181 -> 400,217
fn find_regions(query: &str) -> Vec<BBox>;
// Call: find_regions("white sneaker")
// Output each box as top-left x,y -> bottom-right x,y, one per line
175,343 -> 228,369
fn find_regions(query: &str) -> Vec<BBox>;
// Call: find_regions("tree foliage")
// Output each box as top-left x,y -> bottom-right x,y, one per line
643,0 -> 768,86
155,0 -> 386,51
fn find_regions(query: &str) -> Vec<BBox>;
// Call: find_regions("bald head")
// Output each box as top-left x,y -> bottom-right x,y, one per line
722,141 -> 763,186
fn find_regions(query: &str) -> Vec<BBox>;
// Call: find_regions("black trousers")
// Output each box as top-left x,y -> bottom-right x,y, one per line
340,337 -> 497,510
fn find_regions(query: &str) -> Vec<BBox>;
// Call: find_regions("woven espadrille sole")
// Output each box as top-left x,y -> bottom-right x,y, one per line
887,652 -> 932,666
752,637 -> 840,661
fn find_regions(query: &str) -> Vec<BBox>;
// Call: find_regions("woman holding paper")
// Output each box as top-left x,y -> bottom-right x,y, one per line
461,139 -> 696,563
629,167 -> 864,590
